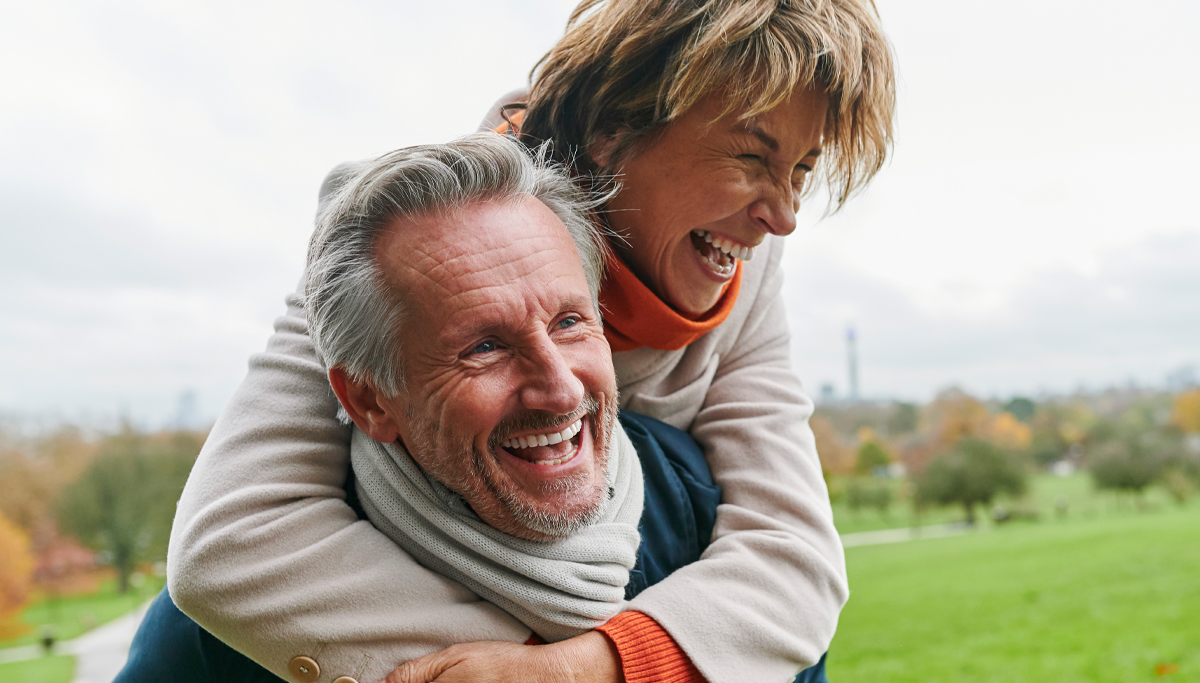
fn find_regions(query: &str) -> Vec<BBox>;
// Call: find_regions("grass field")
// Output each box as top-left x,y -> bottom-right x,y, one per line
0,655 -> 75,683
827,498 -> 1200,682
0,575 -> 165,649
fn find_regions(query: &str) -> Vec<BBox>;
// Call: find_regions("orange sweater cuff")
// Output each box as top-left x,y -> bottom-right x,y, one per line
597,611 -> 706,683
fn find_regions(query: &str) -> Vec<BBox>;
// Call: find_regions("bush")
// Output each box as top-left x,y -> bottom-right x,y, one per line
847,480 -> 893,515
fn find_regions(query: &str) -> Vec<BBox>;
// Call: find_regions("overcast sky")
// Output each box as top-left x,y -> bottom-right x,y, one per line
1,0 -> 1197,428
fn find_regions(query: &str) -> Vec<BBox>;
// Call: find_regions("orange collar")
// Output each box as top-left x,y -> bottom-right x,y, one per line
599,254 -> 742,352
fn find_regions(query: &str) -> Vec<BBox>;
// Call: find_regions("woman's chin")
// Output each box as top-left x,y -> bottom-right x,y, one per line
665,251 -> 734,316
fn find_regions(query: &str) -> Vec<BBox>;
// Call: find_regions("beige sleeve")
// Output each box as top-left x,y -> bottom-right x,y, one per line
167,287 -> 530,683
623,241 -> 848,683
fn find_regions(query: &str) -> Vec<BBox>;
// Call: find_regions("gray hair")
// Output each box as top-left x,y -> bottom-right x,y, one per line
304,132 -> 609,402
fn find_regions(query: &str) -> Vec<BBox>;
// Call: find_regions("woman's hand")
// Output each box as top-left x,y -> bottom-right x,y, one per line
381,631 -> 624,683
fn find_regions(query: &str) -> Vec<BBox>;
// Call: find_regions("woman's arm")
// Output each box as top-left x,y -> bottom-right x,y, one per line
615,237 -> 847,683
167,284 -> 532,683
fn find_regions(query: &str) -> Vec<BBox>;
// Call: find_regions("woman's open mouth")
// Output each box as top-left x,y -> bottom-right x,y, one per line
691,229 -> 754,277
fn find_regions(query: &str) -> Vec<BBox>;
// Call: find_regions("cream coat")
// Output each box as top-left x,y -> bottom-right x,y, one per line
167,232 -> 847,683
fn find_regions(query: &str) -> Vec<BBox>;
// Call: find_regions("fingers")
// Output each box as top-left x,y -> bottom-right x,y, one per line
381,650 -> 455,683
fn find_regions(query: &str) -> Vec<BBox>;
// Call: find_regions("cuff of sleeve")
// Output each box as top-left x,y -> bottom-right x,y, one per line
597,611 -> 705,683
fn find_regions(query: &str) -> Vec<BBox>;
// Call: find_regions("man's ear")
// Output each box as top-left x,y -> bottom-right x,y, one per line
328,366 -> 401,444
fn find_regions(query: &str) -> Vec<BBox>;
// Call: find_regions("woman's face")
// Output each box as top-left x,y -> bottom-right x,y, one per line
603,83 -> 828,317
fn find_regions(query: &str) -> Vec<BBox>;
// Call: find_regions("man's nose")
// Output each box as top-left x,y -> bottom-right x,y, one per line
747,182 -> 798,236
517,338 -> 585,415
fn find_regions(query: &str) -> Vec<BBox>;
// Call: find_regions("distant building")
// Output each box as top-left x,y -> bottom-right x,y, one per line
820,383 -> 837,405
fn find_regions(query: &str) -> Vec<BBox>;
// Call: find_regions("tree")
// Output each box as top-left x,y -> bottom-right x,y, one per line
1089,429 -> 1177,499
57,426 -> 202,593
810,414 -> 855,476
0,512 -> 34,640
886,402 -> 919,436
855,440 -> 891,476
914,439 -> 1027,524
1173,390 -> 1200,434
1003,397 -> 1036,424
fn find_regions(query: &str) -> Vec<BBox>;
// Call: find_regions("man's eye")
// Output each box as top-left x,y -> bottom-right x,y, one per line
558,316 -> 579,329
470,340 -> 497,355
738,154 -> 765,164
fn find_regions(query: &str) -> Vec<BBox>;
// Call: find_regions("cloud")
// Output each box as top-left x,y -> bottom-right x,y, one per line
785,228 -> 1200,400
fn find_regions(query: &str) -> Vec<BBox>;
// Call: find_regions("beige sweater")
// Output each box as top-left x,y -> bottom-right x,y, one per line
167,234 -> 847,683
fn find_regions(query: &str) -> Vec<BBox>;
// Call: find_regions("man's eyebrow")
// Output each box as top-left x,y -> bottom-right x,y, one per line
735,122 -> 822,159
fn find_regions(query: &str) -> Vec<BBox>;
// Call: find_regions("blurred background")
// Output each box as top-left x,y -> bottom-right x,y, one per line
1,1 -> 1197,681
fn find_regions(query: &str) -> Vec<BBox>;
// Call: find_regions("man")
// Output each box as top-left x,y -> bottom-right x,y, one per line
119,134 -> 731,682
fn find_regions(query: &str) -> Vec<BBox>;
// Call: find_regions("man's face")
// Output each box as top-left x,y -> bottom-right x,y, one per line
376,196 -> 618,541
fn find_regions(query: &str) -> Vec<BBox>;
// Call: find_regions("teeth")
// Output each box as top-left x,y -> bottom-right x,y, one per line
693,230 -> 754,262
502,419 -> 582,450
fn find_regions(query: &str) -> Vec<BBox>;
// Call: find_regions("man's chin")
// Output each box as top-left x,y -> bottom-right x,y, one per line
485,418 -> 610,539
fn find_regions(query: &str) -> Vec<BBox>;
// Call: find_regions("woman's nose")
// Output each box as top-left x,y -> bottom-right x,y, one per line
747,183 -> 799,236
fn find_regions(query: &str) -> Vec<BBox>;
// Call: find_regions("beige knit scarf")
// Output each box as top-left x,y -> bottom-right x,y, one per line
350,424 -> 644,642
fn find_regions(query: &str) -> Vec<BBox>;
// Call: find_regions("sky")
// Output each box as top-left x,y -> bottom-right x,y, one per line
1,0 -> 1197,428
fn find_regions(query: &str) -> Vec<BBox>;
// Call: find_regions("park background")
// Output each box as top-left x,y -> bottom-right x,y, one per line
1,0 -> 1197,681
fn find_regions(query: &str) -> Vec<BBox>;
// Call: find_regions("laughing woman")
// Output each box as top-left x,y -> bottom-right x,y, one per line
159,1 -> 895,682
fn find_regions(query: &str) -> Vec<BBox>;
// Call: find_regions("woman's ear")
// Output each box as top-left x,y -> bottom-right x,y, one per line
328,366 -> 401,443
588,134 -> 620,170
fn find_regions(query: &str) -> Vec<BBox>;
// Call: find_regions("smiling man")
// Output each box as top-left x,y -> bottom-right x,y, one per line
308,137 -> 650,655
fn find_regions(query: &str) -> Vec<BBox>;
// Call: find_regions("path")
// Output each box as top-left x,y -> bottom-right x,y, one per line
840,521 -> 982,548
0,597 -> 153,683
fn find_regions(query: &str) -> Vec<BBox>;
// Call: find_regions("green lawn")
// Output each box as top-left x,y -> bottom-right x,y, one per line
0,655 -> 75,683
827,501 -> 1200,682
0,575 -> 165,649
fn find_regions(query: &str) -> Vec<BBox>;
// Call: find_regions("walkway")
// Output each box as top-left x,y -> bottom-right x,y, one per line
0,597 -> 153,683
840,521 -> 982,548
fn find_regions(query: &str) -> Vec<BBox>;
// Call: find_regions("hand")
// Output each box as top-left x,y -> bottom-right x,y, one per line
381,631 -> 623,683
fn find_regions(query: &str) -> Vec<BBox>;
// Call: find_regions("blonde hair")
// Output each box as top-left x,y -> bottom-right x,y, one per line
519,0 -> 896,209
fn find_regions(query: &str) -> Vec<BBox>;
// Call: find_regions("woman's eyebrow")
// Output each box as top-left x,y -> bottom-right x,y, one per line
735,122 -> 780,152
734,122 -> 822,158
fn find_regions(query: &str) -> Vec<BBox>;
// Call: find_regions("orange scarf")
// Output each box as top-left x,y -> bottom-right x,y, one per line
493,112 -> 740,351
599,255 -> 742,352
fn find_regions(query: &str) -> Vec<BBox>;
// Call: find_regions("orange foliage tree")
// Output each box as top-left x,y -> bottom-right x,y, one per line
0,512 -> 34,640
810,414 -> 855,476
1173,390 -> 1200,434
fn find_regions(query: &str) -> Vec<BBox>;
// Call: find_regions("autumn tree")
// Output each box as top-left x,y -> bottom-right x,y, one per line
914,439 -> 1027,524
58,426 -> 203,593
811,414 -> 855,477
0,512 -> 34,640
1173,390 -> 1200,434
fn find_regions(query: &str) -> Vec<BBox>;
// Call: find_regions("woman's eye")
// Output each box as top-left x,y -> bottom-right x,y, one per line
738,154 -> 765,164
558,316 -> 579,329
470,340 -> 497,355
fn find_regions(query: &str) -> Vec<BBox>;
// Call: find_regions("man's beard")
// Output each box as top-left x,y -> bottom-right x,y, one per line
405,393 -> 617,539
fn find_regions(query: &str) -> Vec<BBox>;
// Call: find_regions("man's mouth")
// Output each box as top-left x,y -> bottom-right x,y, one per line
499,418 -> 584,466
691,229 -> 754,276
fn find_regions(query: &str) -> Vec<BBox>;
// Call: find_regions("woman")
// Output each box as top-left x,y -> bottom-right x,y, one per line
167,1 -> 894,682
